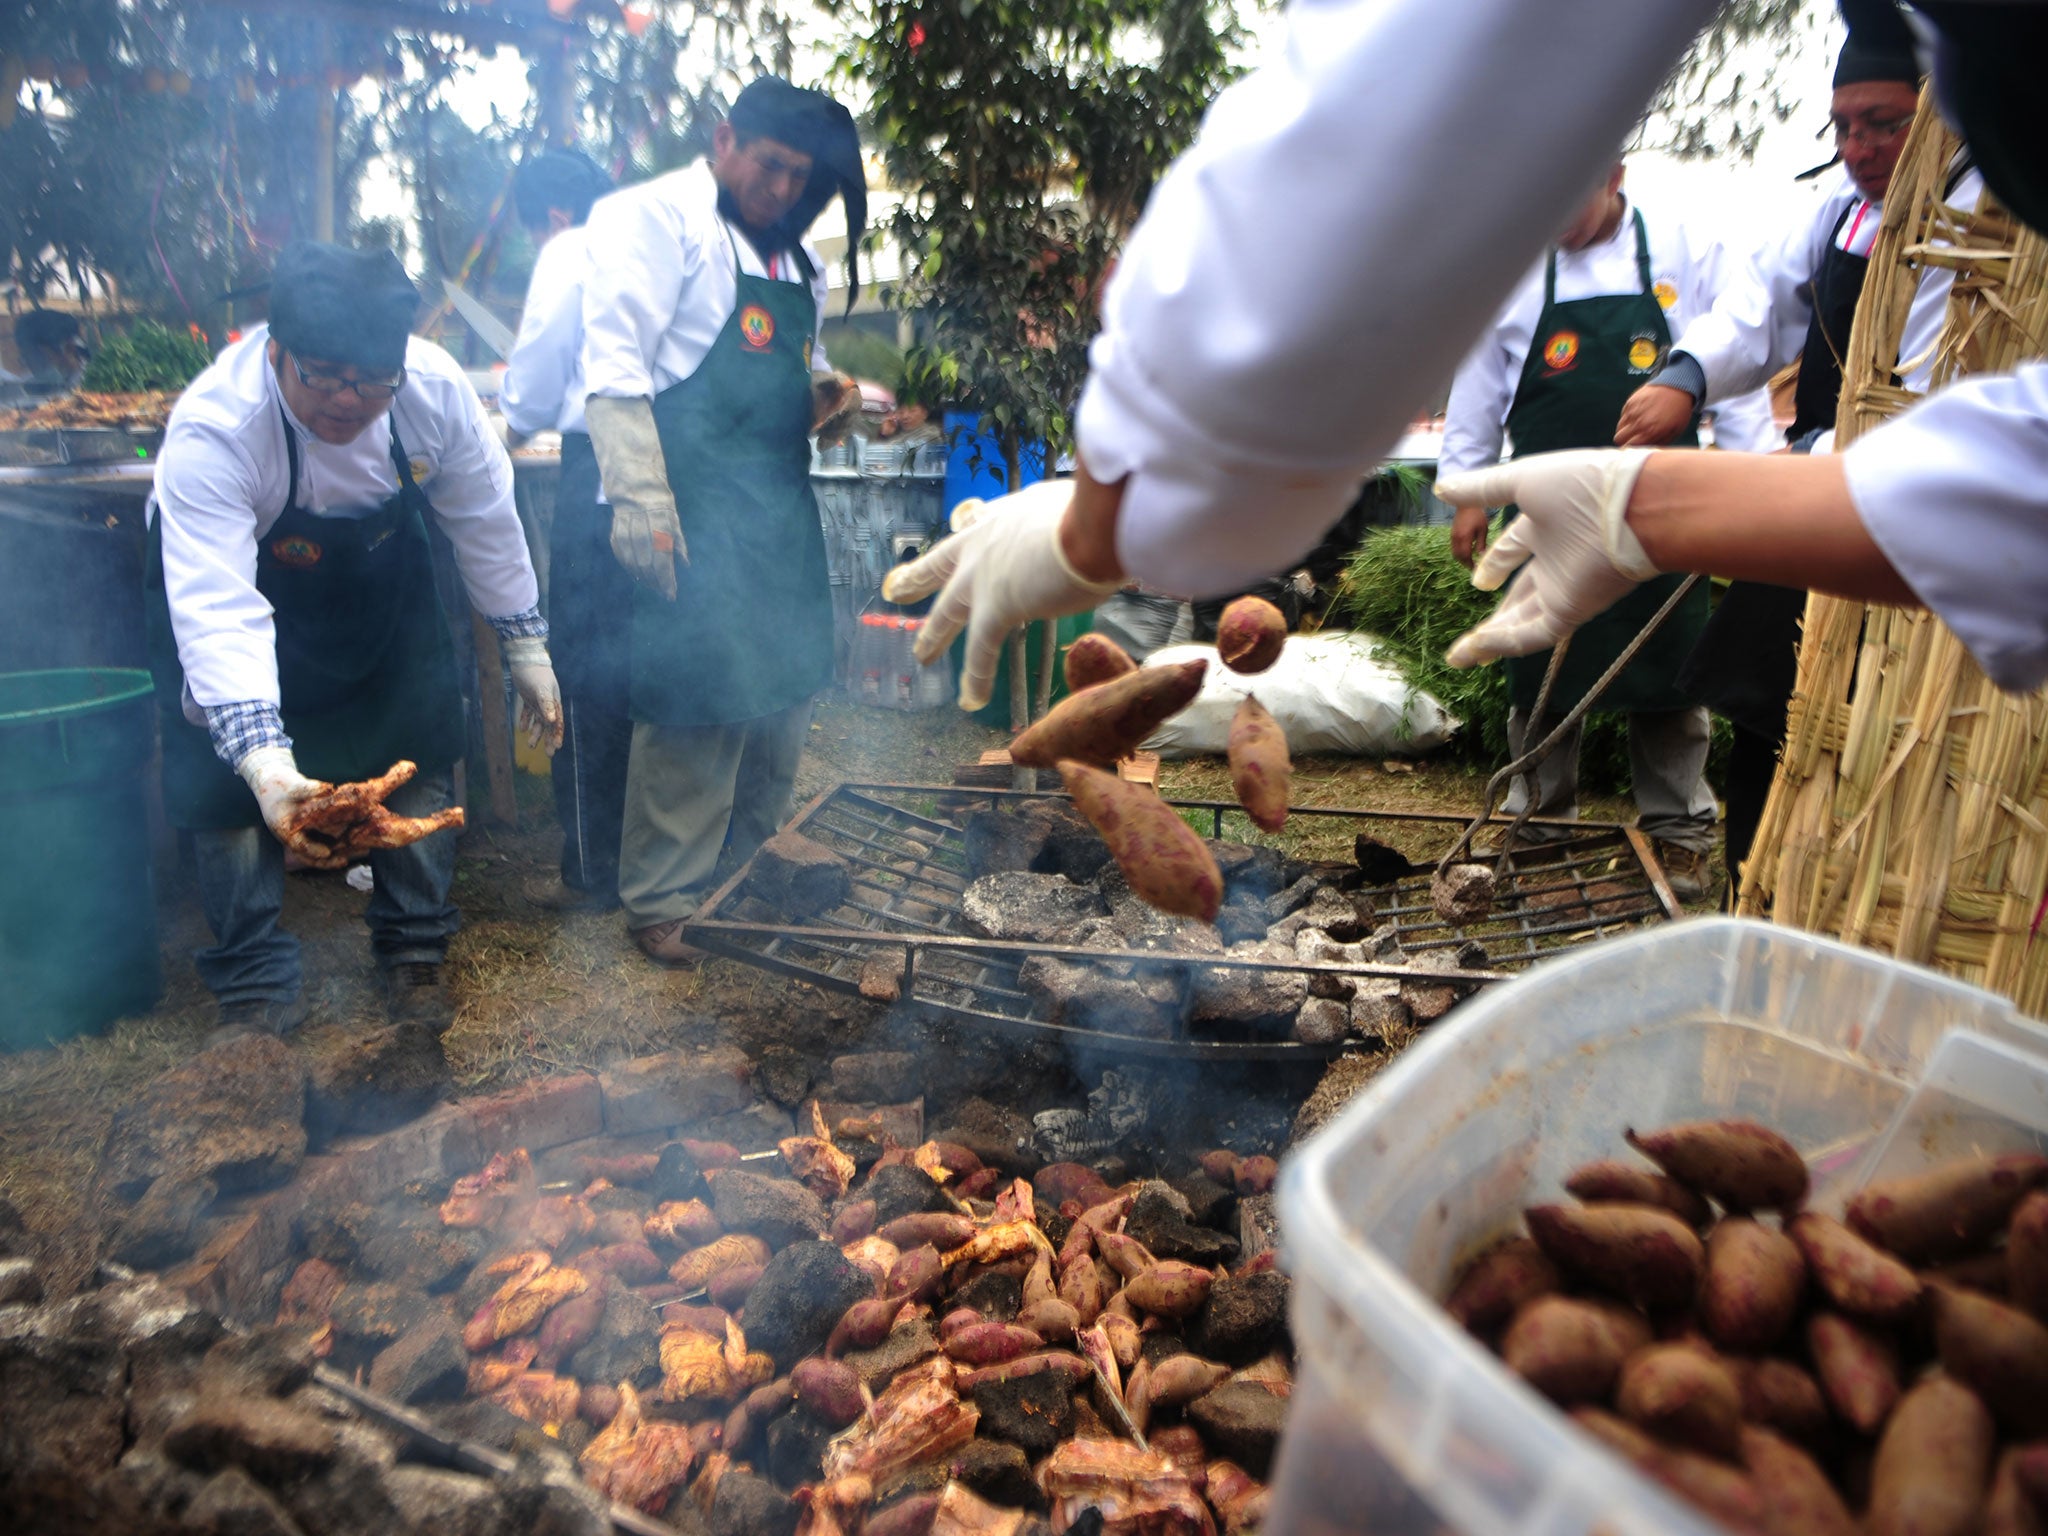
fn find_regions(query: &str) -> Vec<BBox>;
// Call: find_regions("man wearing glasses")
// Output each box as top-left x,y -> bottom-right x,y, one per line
1606,14 -> 1982,895
146,241 -> 561,1038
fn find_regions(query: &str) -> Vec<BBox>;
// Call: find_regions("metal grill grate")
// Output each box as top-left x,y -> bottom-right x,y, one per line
686,784 -> 1681,1061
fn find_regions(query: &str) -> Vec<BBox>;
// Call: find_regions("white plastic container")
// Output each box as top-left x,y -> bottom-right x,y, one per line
1269,917 -> 2048,1536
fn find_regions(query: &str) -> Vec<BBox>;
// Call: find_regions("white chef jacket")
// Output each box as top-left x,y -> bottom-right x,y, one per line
150,326 -> 539,711
1440,192 -> 1781,479
1846,361 -> 2048,693
1671,162 -> 1985,409
1072,0 -> 1722,597
581,160 -> 830,401
500,224 -> 593,437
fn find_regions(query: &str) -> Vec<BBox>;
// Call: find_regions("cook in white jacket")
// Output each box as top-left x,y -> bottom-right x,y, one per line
146,241 -> 560,1038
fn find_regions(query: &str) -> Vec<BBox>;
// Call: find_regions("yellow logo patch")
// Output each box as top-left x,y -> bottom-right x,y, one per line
739,305 -> 775,351
1653,280 -> 1679,310
1628,336 -> 1662,372
408,457 -> 432,482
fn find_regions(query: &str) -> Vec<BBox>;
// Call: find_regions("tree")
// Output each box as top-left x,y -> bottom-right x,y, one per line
1640,0 -> 1827,162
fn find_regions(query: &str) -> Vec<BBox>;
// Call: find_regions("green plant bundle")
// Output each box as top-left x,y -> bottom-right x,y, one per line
80,321 -> 211,394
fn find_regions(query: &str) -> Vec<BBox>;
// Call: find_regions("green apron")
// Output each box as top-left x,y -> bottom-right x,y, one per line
1500,207 -> 1707,714
629,235 -> 833,727
144,403 -> 466,830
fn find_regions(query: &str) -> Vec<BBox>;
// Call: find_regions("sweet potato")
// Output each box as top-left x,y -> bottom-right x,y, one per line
1845,1152 -> 2048,1263
1868,1375 -> 1996,1536
1235,1156 -> 1278,1196
1736,1358 -> 1830,1447
1098,1309 -> 1141,1371
1096,1230 -> 1156,1282
1059,1254 -> 1109,1325
1215,597 -> 1287,675
1227,695 -> 1291,834
708,1262 -> 763,1312
1806,1311 -> 1901,1434
1445,1236 -> 1563,1334
863,1492 -> 941,1536
669,1233 -> 772,1290
1571,1408 -> 1761,1528
576,1242 -> 666,1286
1524,1201 -> 1704,1311
1930,1283 -> 2048,1436
1784,1210 -> 1918,1323
1501,1295 -> 1651,1404
644,1199 -> 722,1249
1123,1261 -> 1215,1319
2007,1191 -> 2048,1321
792,1357 -> 866,1428
1058,759 -> 1224,921
1623,1119 -> 1809,1212
1144,1355 -> 1232,1413
831,1199 -> 878,1245
826,1296 -> 902,1357
534,1279 -> 609,1370
579,1382 -> 622,1428
1037,1163 -> 1117,1209
1199,1150 -> 1243,1187
944,1321 -> 1045,1367
1011,659 -> 1208,769
954,1350 -> 1096,1392
875,1212 -> 977,1251
1986,1448 -> 2048,1536
1924,1248 -> 2012,1298
954,1166 -> 1002,1201
1700,1217 -> 1806,1350
1562,1158 -> 1713,1227
1063,633 -> 1138,694
1017,1298 -> 1080,1344
884,1245 -> 945,1303
680,1139 -> 742,1170
1616,1342 -> 1743,1461
1022,1252 -> 1057,1311
840,1235 -> 900,1291
1740,1426 -> 1857,1536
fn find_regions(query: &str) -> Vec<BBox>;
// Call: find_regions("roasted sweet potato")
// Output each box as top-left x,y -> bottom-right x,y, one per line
1123,1261 -> 1215,1319
1986,1448 -> 2048,1536
1445,1236 -> 1563,1333
1845,1152 -> 2048,1263
884,1245 -> 945,1303
1623,1119 -> 1809,1212
1700,1217 -> 1805,1351
1011,659 -> 1208,768
831,1199 -> 877,1245
668,1233 -> 772,1291
1616,1342 -> 1743,1461
826,1296 -> 903,1357
1741,1425 -> 1858,1536
1929,1283 -> 2048,1436
1235,1156 -> 1278,1196
1215,597 -> 1287,675
875,1212 -> 977,1251
1063,633 -> 1138,694
943,1321 -> 1045,1367
1524,1201 -> 1704,1311
792,1357 -> 866,1428
1788,1211 -> 1920,1322
1017,1298 -> 1080,1344
1059,759 -> 1224,922
1200,1149 -> 1243,1187
1868,1375 -> 1996,1536
1736,1357 -> 1831,1447
1500,1295 -> 1650,1404
1227,695 -> 1291,834
1562,1158 -> 1713,1227
1806,1310 -> 1901,1434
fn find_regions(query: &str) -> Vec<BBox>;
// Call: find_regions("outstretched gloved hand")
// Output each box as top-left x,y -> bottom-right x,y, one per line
237,750 -> 465,867
501,636 -> 564,754
1435,448 -> 1661,669
880,479 -> 1122,712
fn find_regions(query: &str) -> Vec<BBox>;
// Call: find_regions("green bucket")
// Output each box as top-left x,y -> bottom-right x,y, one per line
0,668 -> 161,1047
954,612 -> 1096,729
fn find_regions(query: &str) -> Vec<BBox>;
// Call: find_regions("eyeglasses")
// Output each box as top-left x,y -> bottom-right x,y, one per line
1830,112 -> 1915,149
289,353 -> 406,401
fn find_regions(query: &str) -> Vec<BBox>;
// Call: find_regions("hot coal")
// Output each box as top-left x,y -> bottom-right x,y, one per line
964,799 -> 1112,884
745,830 -> 853,920
961,872 -> 1108,942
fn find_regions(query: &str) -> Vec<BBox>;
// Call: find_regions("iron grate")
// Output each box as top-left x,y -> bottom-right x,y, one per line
685,784 -> 1681,1062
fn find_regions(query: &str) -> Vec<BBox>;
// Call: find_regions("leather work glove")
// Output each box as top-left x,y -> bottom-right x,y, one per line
811,370 -> 862,444
237,746 -> 355,870
586,394 -> 686,601
502,636 -> 565,754
1435,448 -> 1660,669
881,479 -> 1122,712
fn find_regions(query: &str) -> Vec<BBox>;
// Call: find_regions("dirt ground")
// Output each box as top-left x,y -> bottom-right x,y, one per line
0,691 -> 1672,1264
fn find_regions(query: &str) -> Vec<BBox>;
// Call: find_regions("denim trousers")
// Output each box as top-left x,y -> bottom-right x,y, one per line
190,767 -> 460,1004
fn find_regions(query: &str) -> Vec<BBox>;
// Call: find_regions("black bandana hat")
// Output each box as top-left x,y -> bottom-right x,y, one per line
1834,0 -> 1924,87
728,77 -> 867,311
268,241 -> 419,377
1910,0 -> 2048,238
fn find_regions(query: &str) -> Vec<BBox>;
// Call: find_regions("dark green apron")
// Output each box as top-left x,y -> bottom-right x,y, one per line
1500,207 -> 1707,714
629,235 -> 832,726
144,403 -> 466,830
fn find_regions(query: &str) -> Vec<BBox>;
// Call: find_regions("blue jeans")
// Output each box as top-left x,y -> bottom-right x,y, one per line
191,768 -> 461,1005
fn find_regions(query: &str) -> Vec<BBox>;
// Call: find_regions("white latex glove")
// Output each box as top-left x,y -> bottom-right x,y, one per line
586,394 -> 686,601
502,636 -> 564,754
881,479 -> 1121,711
237,745 -> 349,870
1435,448 -> 1660,668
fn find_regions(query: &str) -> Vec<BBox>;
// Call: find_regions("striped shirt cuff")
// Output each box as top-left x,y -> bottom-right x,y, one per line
205,701 -> 291,768
488,605 -> 549,641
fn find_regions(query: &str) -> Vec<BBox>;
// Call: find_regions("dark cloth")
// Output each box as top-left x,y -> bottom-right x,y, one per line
552,693 -> 632,897
269,242 -> 418,375
1834,0 -> 1922,87
1500,207 -> 1706,715
144,406 -> 465,829
728,77 -> 865,305
1919,1 -> 2048,237
1721,724 -> 1782,899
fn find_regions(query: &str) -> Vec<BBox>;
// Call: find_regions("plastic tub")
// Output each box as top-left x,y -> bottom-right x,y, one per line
1268,916 -> 2048,1536
0,668 -> 162,1046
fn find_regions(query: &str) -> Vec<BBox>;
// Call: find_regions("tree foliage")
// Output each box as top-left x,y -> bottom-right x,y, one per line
828,0 -> 1246,488
1640,0 -> 1826,161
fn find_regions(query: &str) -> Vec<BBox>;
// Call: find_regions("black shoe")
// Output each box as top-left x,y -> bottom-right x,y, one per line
382,961 -> 455,1033
208,993 -> 310,1046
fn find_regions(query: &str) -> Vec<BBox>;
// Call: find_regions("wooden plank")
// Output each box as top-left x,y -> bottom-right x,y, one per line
470,613 -> 519,828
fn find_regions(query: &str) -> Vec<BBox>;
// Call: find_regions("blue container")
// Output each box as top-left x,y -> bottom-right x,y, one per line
942,410 -> 1048,516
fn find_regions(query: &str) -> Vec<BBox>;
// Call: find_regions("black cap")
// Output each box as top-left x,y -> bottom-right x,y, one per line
728,77 -> 866,310
1835,0 -> 1923,88
268,241 -> 419,375
513,147 -> 614,229
1914,0 -> 2048,237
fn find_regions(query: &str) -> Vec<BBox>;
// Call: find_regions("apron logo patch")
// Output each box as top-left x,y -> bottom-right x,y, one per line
408,457 -> 432,482
271,535 -> 323,568
1541,330 -> 1580,375
739,305 -> 776,350
1653,280 -> 1679,310
1628,335 -> 1664,373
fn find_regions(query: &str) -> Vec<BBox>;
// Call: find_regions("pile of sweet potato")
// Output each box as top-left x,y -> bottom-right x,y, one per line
1444,1117 -> 2048,1535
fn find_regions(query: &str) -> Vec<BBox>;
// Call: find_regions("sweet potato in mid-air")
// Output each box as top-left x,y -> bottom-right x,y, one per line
1846,1152 -> 2048,1263
1063,633 -> 1138,694
1010,658 -> 1208,768
1700,1217 -> 1805,1351
1867,1375 -> 1996,1536
1058,759 -> 1224,921
1623,1119 -> 1809,1212
1215,596 -> 1287,675
1227,695 -> 1291,834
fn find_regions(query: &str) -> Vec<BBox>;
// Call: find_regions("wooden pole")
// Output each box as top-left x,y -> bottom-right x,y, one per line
470,614 -> 520,828
312,24 -> 337,242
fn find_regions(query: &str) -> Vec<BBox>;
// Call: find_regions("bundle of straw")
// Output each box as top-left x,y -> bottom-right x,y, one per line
1737,92 -> 2048,1018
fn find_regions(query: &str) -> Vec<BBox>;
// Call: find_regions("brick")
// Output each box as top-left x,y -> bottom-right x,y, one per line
599,1045 -> 754,1138
442,1074 -> 603,1174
